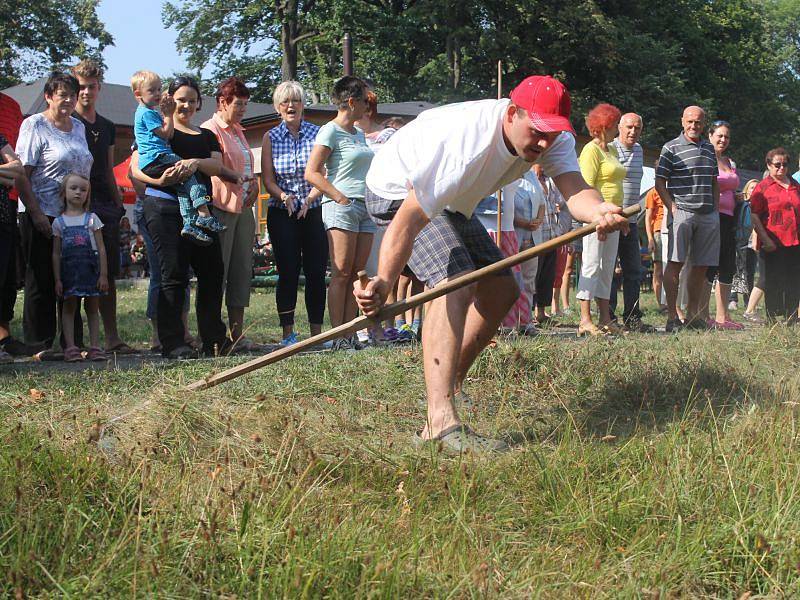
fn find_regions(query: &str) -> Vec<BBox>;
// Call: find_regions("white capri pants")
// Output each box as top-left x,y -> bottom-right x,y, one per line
576,230 -> 620,301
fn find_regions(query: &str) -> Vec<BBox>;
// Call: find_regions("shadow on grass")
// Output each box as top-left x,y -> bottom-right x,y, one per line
503,364 -> 779,445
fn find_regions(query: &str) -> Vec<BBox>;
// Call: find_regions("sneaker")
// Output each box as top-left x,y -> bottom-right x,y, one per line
685,318 -> 709,331
519,323 -> 539,337
728,300 -> 738,311
382,327 -> 400,341
0,349 -> 13,364
0,337 -> 31,356
331,337 -> 355,351
195,214 -> 227,233
742,312 -> 764,324
624,318 -> 656,333
181,224 -> 212,245
280,332 -> 299,347
165,345 -> 199,359
397,324 -> 415,342
712,319 -> 745,331
356,329 -> 370,344
665,318 -> 684,333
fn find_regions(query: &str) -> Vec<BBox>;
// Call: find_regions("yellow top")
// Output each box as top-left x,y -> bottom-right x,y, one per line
578,141 -> 626,206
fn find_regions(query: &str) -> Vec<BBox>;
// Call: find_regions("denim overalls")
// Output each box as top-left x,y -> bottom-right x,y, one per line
58,213 -> 101,298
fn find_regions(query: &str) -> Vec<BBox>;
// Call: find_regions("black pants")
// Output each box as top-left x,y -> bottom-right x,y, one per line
707,213 -> 736,285
142,195 -> 227,355
0,221 -> 16,324
266,206 -> 328,327
763,245 -> 800,320
532,248 -> 556,309
20,213 -> 82,349
610,222 -> 643,321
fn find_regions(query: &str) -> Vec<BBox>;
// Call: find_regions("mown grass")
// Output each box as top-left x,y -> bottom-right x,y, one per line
2,286 -> 800,597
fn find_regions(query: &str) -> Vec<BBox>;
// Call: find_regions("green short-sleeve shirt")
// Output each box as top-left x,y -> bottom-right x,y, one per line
315,122 -> 374,201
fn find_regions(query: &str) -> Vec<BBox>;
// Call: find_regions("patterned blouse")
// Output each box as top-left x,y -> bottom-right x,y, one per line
267,120 -> 320,211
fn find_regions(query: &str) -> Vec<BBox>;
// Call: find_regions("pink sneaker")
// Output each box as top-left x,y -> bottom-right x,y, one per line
712,320 -> 743,331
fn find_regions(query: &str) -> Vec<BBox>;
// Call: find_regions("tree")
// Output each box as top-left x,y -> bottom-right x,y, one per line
0,0 -> 112,88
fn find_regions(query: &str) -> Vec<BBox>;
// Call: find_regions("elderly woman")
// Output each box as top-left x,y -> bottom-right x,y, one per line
749,148 -> 800,322
133,76 -> 243,358
261,81 -> 327,347
305,76 -> 375,349
576,103 -> 625,336
201,77 -> 260,350
15,71 -> 94,356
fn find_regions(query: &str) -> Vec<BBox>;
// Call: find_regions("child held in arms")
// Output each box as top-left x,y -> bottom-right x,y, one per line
130,70 -> 231,244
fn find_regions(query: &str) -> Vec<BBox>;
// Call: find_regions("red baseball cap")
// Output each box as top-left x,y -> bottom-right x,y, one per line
509,76 -> 574,134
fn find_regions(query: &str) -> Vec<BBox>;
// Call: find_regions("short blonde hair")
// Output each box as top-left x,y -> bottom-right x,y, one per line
273,81 -> 305,108
130,70 -> 161,93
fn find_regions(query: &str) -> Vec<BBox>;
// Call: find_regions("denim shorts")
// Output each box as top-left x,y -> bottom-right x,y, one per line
321,197 -> 377,233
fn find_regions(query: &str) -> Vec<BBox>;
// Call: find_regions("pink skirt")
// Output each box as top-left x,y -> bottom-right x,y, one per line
487,230 -> 531,328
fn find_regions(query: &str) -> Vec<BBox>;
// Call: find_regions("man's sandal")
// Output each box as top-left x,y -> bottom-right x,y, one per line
413,424 -> 509,454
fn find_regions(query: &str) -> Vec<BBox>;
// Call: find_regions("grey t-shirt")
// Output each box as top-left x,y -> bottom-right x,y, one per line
611,139 -> 643,222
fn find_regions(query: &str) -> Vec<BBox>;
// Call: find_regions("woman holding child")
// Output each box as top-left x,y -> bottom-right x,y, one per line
132,75 -> 243,359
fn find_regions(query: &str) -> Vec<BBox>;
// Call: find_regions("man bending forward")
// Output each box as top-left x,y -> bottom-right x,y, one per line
355,76 -> 628,452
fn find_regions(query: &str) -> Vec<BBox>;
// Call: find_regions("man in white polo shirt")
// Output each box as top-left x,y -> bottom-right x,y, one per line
356,76 -> 628,452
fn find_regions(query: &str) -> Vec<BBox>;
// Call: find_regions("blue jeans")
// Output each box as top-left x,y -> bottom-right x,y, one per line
134,199 -> 189,320
610,222 -> 643,321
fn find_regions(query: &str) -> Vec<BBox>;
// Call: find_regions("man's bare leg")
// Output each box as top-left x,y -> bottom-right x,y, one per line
420,282 -> 476,439
454,274 -> 519,392
664,261 -> 684,320
686,265 -> 710,322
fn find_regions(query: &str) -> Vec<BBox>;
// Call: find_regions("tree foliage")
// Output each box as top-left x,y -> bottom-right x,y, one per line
0,0 -> 112,89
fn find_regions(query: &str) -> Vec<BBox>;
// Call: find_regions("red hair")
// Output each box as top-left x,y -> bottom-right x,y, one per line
585,103 -> 621,135
366,90 -> 378,117
215,77 -> 250,106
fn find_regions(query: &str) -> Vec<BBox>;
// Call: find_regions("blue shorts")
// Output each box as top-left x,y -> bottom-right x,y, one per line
321,198 -> 377,233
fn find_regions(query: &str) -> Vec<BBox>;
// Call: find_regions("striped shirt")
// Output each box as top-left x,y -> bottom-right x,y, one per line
267,120 -> 320,210
656,133 -> 718,214
611,139 -> 643,222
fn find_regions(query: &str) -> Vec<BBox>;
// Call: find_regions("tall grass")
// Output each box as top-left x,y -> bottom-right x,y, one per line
2,288 -> 800,596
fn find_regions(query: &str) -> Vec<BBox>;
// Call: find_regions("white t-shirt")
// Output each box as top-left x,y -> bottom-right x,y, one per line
52,212 -> 104,251
365,98 -> 579,218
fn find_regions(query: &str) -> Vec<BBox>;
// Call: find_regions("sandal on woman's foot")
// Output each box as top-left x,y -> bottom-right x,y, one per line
87,347 -> 107,362
106,342 -> 139,355
64,346 -> 83,362
577,322 -> 608,337
413,424 -> 508,454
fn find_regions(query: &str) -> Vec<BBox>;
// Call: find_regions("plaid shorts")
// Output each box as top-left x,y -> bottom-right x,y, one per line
365,187 -> 509,287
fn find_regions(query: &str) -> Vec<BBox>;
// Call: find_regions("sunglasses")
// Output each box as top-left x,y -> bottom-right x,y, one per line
771,162 -> 789,168
712,120 -> 730,127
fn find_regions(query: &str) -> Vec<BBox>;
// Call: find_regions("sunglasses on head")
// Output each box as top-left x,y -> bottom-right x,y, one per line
712,120 -> 730,127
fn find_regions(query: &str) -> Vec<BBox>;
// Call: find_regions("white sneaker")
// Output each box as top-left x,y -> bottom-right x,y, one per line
728,301 -> 738,311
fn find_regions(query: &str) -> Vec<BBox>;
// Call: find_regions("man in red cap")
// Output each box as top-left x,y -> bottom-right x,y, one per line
357,75 -> 627,452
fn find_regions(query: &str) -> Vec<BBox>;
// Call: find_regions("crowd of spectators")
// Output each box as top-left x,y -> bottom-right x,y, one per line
0,60 -> 798,364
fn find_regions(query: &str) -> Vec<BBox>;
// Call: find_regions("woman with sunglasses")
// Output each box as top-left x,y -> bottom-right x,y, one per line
749,147 -> 800,322
702,120 -> 743,329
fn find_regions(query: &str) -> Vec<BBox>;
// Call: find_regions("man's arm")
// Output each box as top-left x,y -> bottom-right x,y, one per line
354,189 -> 430,316
654,177 -> 674,214
551,171 -> 628,239
106,145 -> 124,208
712,177 -> 720,212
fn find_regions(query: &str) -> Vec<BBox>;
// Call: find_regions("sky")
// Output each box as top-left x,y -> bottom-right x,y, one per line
98,0 -> 208,86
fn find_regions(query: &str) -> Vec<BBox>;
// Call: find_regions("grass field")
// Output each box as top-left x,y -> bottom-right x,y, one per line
2,284 -> 800,598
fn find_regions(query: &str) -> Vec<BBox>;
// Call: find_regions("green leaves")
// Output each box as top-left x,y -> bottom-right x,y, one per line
0,0 -> 112,88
